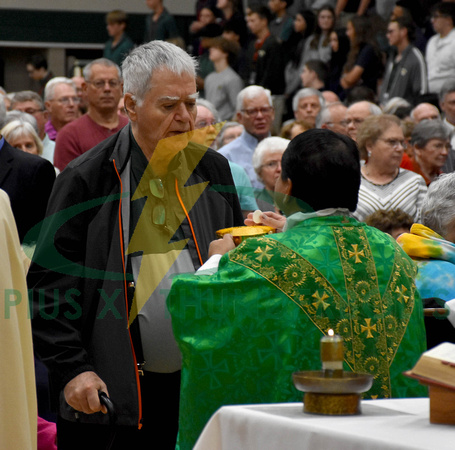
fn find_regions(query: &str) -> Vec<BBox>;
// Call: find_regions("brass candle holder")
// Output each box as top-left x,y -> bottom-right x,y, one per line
293,329 -> 373,415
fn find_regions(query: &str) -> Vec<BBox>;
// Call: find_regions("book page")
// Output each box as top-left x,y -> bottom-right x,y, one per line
424,343 -> 455,363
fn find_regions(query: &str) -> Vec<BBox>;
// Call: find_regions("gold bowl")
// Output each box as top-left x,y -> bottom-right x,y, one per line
293,371 -> 374,415
293,371 -> 374,394
216,226 -> 275,246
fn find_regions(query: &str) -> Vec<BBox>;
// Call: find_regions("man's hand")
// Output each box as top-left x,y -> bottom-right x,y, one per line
64,371 -> 109,414
208,233 -> 235,257
244,211 -> 286,232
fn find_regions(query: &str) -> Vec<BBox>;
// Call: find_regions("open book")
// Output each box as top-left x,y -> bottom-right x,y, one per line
406,342 -> 455,389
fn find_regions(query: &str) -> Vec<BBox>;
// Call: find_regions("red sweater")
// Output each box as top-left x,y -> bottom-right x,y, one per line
54,114 -> 128,171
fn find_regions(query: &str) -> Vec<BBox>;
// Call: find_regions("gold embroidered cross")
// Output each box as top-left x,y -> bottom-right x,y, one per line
360,318 -> 377,338
254,245 -> 273,263
395,285 -> 409,304
348,244 -> 365,263
312,291 -> 330,310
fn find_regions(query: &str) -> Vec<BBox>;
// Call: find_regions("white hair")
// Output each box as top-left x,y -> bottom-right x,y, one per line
122,41 -> 197,106
421,172 -> 455,239
236,85 -> 272,112
44,77 -> 77,102
252,136 -> 290,175
1,119 -> 43,155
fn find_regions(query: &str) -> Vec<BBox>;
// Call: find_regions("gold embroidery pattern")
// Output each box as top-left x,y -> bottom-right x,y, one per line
229,229 -> 416,399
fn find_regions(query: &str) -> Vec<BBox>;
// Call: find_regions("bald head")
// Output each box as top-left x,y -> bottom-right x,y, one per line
346,101 -> 382,141
411,103 -> 440,123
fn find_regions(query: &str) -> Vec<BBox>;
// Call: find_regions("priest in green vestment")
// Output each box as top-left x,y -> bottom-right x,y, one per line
167,129 -> 427,449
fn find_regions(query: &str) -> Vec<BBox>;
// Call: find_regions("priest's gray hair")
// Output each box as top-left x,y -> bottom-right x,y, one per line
421,172 -> 455,239
122,41 -> 198,106
236,85 -> 272,112
253,136 -> 290,176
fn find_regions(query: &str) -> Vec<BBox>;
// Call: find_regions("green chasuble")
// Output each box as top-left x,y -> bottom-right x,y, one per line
167,215 -> 427,449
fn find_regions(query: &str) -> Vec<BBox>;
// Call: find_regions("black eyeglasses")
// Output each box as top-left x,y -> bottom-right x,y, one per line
149,178 -> 165,226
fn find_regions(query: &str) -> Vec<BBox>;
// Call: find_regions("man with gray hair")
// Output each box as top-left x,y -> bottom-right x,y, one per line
292,87 -> 325,128
44,77 -> 79,141
53,58 -> 128,171
346,100 -> 382,141
316,101 -> 348,135
219,84 -> 275,189
28,41 -> 243,448
11,90 -> 55,164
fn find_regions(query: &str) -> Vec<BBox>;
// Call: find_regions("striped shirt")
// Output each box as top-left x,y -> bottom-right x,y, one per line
353,168 -> 427,222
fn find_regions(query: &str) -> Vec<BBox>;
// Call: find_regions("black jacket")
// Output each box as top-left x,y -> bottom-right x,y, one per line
0,140 -> 55,242
28,125 -> 243,426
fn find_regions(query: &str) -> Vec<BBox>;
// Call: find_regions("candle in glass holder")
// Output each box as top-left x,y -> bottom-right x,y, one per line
320,329 -> 344,375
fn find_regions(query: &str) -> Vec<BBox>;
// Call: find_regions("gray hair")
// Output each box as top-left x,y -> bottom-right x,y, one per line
83,58 -> 122,81
421,172 -> 455,238
122,41 -> 198,106
315,101 -> 344,128
236,85 -> 272,112
410,119 -> 451,148
1,118 -> 43,155
216,121 -> 244,148
252,136 -> 290,175
44,77 -> 77,102
11,90 -> 45,110
196,98 -> 220,122
439,79 -> 455,102
382,97 -> 411,115
292,88 -> 325,112
3,111 -> 39,135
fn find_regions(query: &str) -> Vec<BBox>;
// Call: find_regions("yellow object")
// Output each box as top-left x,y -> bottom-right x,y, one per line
216,226 -> 275,246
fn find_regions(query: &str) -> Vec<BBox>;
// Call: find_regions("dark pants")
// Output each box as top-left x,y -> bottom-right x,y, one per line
57,371 -> 181,449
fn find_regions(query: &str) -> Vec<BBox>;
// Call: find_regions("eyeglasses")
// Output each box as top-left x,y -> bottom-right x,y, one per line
21,108 -> 44,115
347,118 -> 364,126
87,79 -> 122,89
325,120 -> 349,127
378,138 -> 407,149
241,106 -> 274,117
195,120 -> 217,128
149,178 -> 165,226
54,96 -> 80,105
260,160 -> 281,170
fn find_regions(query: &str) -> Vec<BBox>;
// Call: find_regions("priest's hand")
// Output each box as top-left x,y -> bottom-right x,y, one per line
64,371 -> 109,414
245,211 -> 286,232
209,233 -> 235,257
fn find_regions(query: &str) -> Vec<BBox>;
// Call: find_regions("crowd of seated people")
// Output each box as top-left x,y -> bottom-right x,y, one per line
3,1 -> 455,448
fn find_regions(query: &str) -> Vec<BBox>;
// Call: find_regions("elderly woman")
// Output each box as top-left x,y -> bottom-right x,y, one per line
353,114 -> 427,222
398,172 -> 455,301
168,128 -> 427,449
252,136 -> 290,211
404,119 -> 451,186
1,119 -> 43,156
